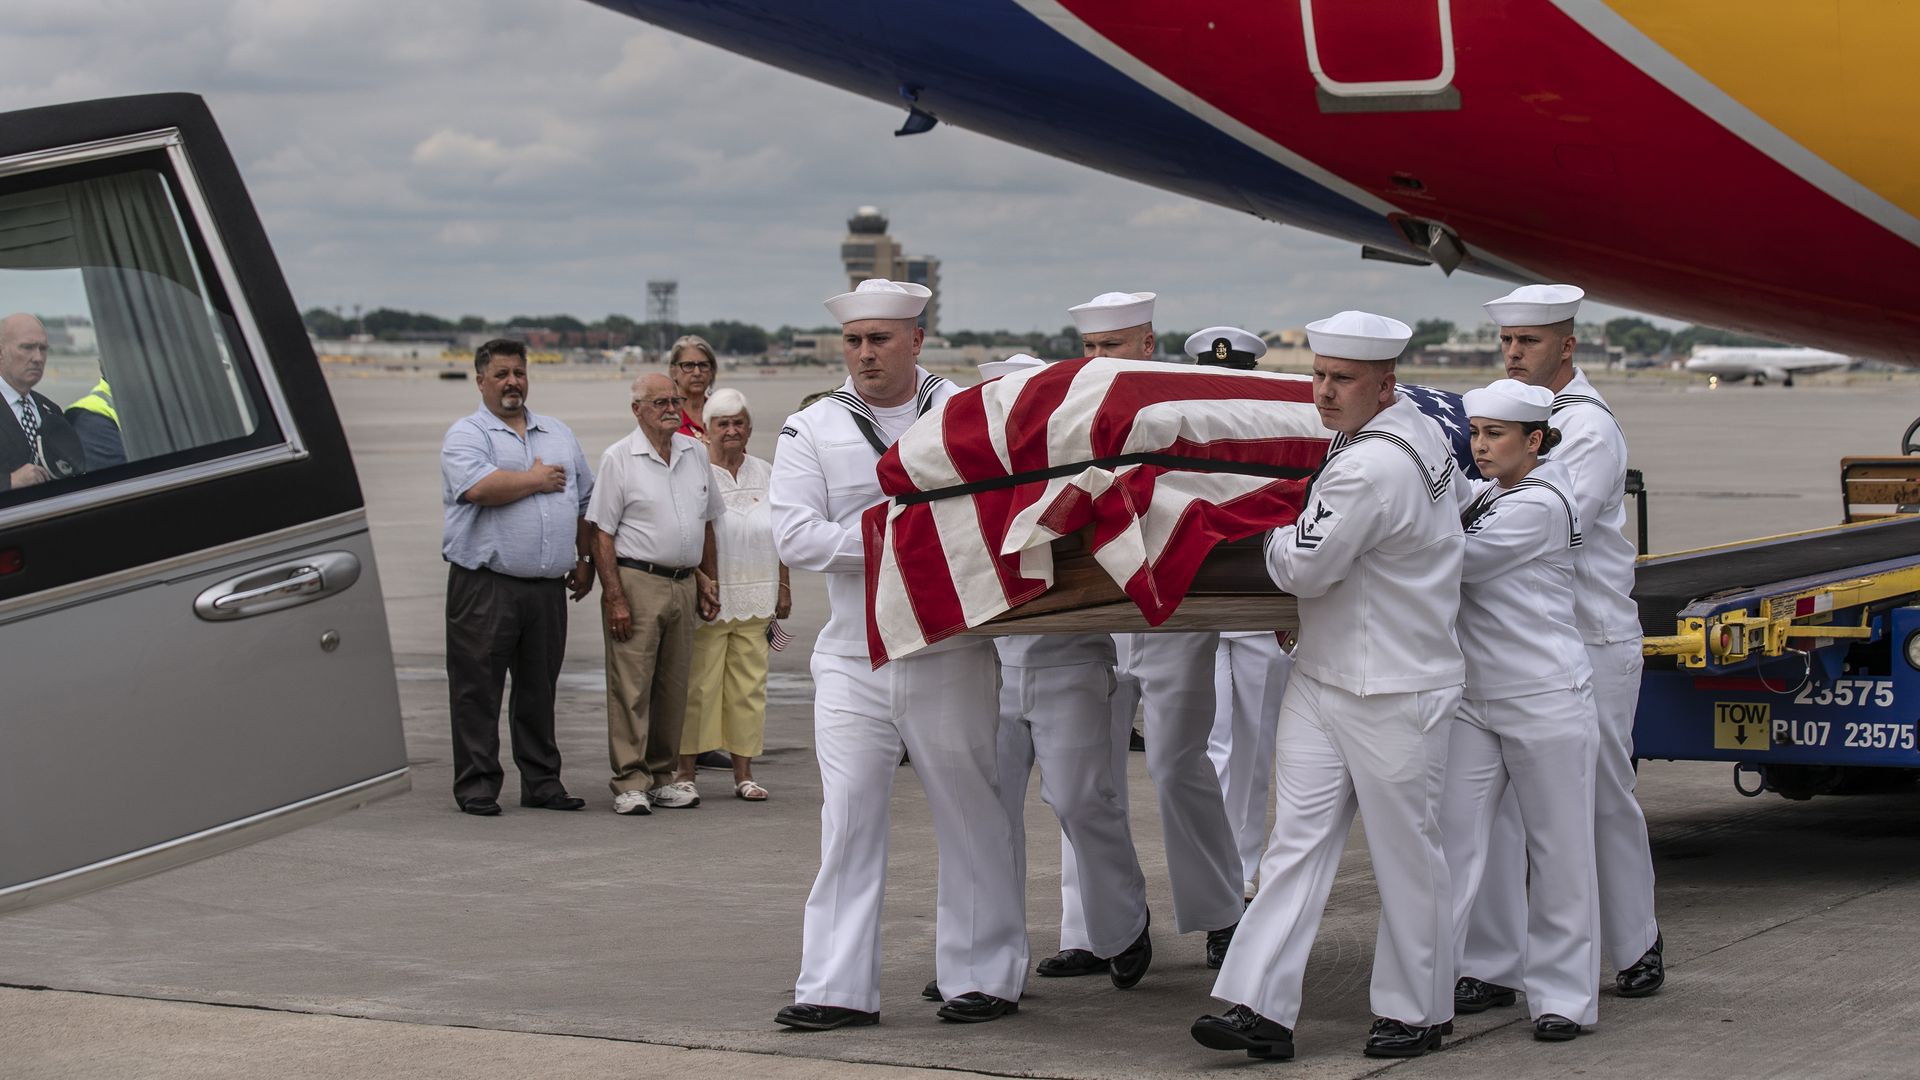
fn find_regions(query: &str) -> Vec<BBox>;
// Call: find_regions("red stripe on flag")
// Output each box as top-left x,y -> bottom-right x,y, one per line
940,387 -> 1048,608
1006,358 -> 1089,474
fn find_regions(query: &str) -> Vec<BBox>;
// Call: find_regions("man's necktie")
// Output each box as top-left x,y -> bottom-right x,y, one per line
16,397 -> 43,467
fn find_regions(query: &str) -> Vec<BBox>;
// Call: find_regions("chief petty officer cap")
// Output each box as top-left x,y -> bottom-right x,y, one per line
1463,377 -> 1553,423
1304,310 -> 1412,361
1185,326 -> 1266,369
1069,291 -> 1156,334
978,352 -> 1047,380
824,278 -> 932,324
1482,283 -> 1584,327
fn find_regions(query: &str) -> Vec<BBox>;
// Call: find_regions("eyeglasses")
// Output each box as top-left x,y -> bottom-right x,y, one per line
636,395 -> 687,409
672,361 -> 714,372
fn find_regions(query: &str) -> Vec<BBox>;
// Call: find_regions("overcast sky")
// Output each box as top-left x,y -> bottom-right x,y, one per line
6,0 -> 1674,335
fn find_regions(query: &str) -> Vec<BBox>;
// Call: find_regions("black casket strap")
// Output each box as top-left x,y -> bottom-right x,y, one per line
895,452 -> 1315,506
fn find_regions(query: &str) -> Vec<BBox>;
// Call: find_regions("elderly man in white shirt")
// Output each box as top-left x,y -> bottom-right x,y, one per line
588,372 -> 721,816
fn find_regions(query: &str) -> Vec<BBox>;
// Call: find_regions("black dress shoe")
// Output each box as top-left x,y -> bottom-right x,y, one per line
1107,919 -> 1153,989
1128,728 -> 1147,752
1036,948 -> 1108,977
459,798 -> 501,816
519,791 -> 585,811
1534,1014 -> 1582,1041
922,979 -> 942,1001
1616,931 -> 1665,997
1190,1004 -> 1295,1060
773,1003 -> 879,1031
1454,976 -> 1518,1013
1363,1017 -> 1445,1058
1205,921 -> 1237,969
694,749 -> 733,770
936,992 -> 1018,1023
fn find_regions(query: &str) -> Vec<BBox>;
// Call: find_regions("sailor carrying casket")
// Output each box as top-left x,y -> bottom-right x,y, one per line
1195,310 -> 1465,1062
771,279 -> 1027,1029
1440,378 -> 1602,1042
1458,285 -> 1664,1014
1029,291 -> 1245,981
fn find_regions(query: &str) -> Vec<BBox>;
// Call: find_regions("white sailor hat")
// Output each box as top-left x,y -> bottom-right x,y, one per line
1482,283 -> 1584,327
1185,326 -> 1266,369
977,352 -> 1047,381
824,278 -> 932,324
1304,310 -> 1411,361
1463,378 -> 1553,423
1069,291 -> 1156,334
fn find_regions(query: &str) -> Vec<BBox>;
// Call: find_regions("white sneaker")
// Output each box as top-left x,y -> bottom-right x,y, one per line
648,782 -> 700,809
613,790 -> 651,815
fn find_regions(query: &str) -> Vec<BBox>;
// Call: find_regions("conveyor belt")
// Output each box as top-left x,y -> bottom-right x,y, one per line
1634,515 -> 1920,636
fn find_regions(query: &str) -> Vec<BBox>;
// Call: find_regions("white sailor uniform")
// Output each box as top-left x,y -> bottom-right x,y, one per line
1463,370 -> 1657,976
995,633 -> 1149,959
1107,629 -> 1244,935
1441,458 -> 1601,1025
1213,398 -> 1465,1028
772,369 -> 1028,1011
1555,371 -> 1658,969
1211,631 -> 1292,895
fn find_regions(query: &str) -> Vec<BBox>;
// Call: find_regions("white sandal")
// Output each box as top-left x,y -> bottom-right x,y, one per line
735,779 -> 769,801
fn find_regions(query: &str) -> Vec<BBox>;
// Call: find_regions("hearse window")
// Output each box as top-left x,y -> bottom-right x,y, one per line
0,155 -> 278,509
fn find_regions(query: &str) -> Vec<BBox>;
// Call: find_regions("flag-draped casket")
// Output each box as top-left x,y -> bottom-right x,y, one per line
861,359 -> 1474,666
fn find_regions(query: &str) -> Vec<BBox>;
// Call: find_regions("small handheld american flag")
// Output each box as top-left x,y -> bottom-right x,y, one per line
766,620 -> 793,652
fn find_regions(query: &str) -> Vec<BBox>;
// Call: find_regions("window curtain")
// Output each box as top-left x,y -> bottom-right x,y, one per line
0,170 -> 255,462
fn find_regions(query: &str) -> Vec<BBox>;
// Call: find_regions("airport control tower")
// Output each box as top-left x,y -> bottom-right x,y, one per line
841,206 -> 941,335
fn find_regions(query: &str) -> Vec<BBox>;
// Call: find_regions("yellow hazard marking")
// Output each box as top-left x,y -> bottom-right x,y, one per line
1714,701 -> 1772,751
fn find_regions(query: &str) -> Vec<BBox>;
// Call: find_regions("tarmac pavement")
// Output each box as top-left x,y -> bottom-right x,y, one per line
6,367 -> 1920,1078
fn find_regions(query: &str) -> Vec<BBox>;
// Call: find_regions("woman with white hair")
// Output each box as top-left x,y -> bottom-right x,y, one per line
668,334 -> 719,444
676,387 -> 789,799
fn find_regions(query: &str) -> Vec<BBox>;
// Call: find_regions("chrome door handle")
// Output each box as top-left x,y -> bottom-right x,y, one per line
213,566 -> 323,611
194,551 -> 362,621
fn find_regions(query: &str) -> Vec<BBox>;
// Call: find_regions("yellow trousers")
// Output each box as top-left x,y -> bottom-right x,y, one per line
680,617 -> 770,757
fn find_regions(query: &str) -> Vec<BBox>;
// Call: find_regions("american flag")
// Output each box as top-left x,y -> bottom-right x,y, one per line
861,359 -> 1471,665
766,620 -> 793,652
1398,382 -> 1479,477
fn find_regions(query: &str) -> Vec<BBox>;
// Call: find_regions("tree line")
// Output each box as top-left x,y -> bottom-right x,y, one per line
303,307 -> 1777,357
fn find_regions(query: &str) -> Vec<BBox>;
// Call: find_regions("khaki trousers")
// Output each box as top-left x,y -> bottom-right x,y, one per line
680,617 -> 770,757
603,567 -> 695,795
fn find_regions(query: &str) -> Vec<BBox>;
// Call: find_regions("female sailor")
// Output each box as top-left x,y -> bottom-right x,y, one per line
1442,378 -> 1601,1041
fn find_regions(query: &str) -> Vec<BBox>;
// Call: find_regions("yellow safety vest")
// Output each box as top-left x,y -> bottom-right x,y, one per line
67,379 -> 117,426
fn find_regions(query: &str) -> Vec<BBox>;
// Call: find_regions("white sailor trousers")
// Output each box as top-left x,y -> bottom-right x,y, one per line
1442,689 -> 1602,1024
795,642 -> 1028,1011
1590,639 -> 1659,969
1464,640 -> 1657,980
1459,786 -> 1529,989
1056,638 -> 1141,953
1211,633 -> 1292,894
997,661 -> 1149,958
1112,630 -> 1243,934
1213,672 -> 1459,1028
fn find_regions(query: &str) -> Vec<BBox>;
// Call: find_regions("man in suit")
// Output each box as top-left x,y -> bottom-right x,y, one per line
1,313 -> 87,492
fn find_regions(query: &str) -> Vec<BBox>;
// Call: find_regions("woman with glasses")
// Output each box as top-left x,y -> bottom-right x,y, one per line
669,334 -> 719,445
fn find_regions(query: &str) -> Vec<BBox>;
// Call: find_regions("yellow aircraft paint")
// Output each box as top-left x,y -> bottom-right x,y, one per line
1605,0 -> 1920,220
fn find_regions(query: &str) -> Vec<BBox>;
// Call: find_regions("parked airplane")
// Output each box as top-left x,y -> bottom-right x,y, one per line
587,0 -> 1920,367
1685,346 -> 1852,386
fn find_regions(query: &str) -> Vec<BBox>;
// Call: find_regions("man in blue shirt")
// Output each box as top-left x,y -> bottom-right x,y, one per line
441,339 -> 596,816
